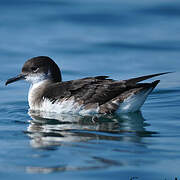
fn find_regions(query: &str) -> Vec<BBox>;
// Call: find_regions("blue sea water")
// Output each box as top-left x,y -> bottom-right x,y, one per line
0,0 -> 180,179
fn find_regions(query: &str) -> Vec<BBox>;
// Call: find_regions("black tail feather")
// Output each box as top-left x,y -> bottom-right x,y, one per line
151,80 -> 160,89
126,72 -> 172,85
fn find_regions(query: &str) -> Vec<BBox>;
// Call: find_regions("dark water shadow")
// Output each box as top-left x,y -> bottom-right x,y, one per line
95,41 -> 180,51
24,111 -> 158,173
0,0 -> 71,7
25,110 -> 157,149
60,13 -> 127,26
138,4 -> 180,17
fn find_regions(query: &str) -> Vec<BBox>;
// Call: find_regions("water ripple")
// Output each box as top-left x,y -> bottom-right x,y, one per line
139,4 -> 180,17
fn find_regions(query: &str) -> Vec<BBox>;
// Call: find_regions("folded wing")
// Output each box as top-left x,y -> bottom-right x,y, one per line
43,72 -> 170,114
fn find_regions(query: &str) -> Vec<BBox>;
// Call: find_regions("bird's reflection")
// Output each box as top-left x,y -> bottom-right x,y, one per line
26,110 -> 156,149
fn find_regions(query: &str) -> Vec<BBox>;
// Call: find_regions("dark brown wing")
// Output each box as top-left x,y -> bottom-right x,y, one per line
43,76 -> 117,104
43,73 -> 170,106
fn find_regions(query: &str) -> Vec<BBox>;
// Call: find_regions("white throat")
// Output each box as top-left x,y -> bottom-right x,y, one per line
26,72 -> 51,84
28,78 -> 50,110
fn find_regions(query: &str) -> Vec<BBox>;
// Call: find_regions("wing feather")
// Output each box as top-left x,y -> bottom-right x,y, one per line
43,73 -> 170,106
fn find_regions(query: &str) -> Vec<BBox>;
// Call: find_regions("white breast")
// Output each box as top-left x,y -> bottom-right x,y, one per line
40,98 -> 99,115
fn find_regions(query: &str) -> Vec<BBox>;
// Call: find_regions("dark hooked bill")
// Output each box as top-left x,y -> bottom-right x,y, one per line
5,74 -> 26,86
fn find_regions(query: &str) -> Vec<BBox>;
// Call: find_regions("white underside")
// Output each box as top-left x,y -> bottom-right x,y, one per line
40,98 -> 99,115
29,97 -> 99,116
115,88 -> 152,114
29,88 -> 152,115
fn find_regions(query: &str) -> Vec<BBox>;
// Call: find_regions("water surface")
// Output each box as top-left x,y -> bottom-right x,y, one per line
0,0 -> 180,179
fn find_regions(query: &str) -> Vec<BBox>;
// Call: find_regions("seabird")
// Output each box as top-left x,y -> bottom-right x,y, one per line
5,56 -> 170,115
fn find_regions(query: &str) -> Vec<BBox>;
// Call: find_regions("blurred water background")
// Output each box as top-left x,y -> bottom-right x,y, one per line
0,0 -> 180,179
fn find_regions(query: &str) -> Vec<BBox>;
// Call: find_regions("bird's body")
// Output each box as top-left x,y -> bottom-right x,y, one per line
6,56 -> 169,115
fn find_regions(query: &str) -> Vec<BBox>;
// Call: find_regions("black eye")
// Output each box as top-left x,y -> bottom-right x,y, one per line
31,67 -> 39,72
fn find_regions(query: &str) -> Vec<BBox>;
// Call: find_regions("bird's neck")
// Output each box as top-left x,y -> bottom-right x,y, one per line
28,79 -> 52,110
